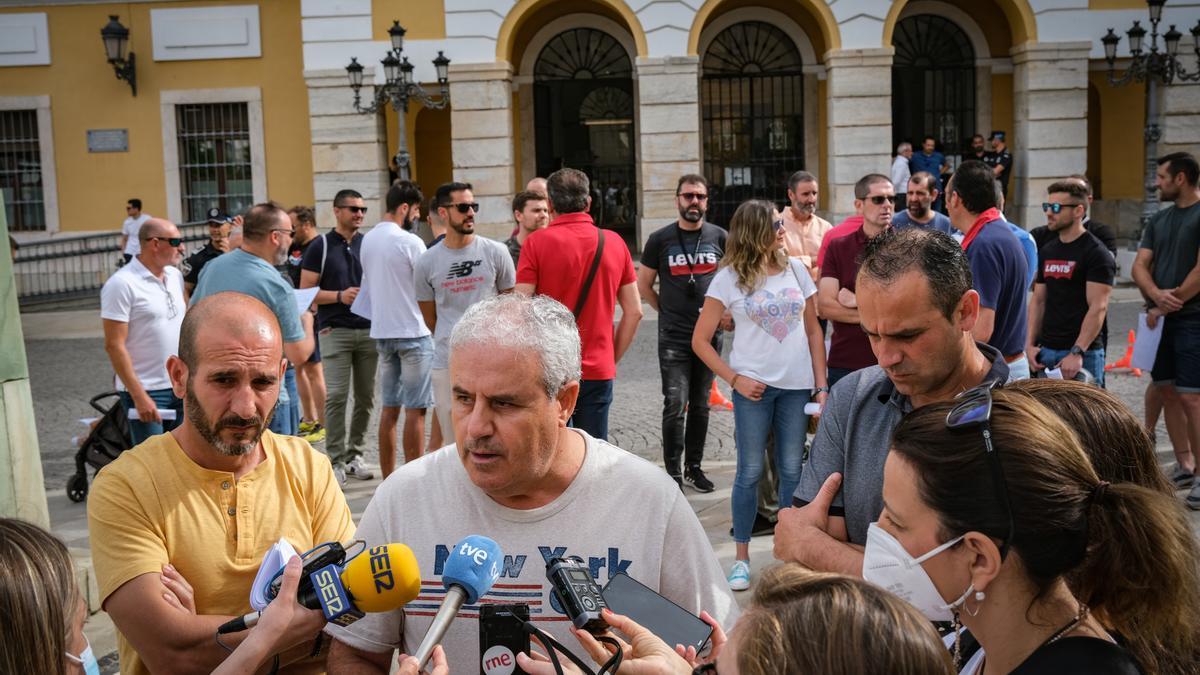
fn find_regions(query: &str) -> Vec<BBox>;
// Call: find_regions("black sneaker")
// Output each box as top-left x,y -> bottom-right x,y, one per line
684,467 -> 715,493
672,475 -> 684,491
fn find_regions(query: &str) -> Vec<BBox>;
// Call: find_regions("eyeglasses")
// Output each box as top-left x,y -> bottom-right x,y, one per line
336,205 -> 368,214
449,202 -> 480,214
147,236 -> 183,247
945,382 -> 1013,560
272,228 -> 295,237
1041,202 -> 1082,214
162,284 -> 178,319
867,195 -> 897,205
679,192 -> 708,202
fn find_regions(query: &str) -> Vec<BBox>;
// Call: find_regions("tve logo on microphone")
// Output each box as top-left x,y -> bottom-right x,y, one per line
482,645 -> 518,675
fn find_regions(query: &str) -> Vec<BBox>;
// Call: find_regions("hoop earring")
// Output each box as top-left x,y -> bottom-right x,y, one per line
965,590 -> 985,617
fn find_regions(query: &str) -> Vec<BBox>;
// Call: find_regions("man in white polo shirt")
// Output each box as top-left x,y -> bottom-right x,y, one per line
353,180 -> 434,478
101,218 -> 187,444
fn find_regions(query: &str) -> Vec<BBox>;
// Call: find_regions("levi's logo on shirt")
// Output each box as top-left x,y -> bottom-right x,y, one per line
1043,260 -> 1076,280
667,249 -> 719,276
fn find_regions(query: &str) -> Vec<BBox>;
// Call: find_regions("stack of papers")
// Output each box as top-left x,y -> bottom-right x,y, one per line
250,538 -> 299,610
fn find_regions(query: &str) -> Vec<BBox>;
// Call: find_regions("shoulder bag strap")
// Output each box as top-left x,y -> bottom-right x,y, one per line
573,227 -> 606,319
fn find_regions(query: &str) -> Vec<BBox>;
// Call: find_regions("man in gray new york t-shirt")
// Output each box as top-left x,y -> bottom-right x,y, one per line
774,228 -> 1009,576
415,182 -> 516,444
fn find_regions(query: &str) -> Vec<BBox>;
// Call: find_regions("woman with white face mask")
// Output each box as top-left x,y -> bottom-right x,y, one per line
866,386 -> 1200,675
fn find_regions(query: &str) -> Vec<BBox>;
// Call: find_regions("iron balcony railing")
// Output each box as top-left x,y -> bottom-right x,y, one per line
13,222 -> 211,306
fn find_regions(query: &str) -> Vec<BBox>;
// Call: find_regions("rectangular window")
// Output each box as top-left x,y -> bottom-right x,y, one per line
0,109 -> 45,232
176,102 -> 253,223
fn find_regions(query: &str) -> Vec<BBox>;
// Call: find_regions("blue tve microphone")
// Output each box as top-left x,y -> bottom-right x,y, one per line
413,535 -> 503,668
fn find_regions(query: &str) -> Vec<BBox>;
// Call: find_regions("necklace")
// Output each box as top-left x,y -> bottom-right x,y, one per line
1043,603 -> 1089,646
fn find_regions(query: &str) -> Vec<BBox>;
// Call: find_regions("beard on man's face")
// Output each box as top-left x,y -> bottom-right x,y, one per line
185,383 -> 274,456
679,205 -> 704,223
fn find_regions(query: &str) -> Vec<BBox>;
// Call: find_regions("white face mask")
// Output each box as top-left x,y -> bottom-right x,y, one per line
862,522 -> 974,622
64,635 -> 101,675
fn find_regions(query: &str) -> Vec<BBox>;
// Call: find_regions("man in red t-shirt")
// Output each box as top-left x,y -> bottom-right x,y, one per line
819,174 -> 894,387
515,168 -> 642,440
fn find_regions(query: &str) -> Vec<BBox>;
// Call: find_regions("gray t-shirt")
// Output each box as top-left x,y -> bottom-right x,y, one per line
1139,202 -> 1200,315
414,237 -> 516,368
794,342 -> 1009,544
325,431 -> 739,664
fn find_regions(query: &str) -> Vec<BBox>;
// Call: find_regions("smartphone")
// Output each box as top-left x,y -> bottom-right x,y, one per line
600,573 -> 712,653
479,603 -> 531,675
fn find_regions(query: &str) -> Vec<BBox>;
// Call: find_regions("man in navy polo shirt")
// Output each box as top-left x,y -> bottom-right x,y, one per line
946,160 -> 1030,380
300,189 -> 376,483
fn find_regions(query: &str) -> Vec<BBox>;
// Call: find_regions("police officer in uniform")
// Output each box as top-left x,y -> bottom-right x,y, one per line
182,207 -> 233,297
984,130 -> 1014,200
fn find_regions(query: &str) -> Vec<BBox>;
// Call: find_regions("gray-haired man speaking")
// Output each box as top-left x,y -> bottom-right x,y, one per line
328,293 -> 735,672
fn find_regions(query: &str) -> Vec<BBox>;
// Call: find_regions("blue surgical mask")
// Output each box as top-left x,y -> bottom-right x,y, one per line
64,635 -> 100,675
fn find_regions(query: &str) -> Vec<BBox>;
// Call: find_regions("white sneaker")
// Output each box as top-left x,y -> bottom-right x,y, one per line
345,457 -> 375,481
332,463 -> 346,487
727,560 -> 751,591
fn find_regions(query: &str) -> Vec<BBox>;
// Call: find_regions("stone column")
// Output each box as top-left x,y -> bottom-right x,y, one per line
636,56 -> 702,250
1159,78 -> 1200,157
305,69 -> 390,230
824,49 -> 894,223
1010,42 -> 1091,229
449,62 -> 516,241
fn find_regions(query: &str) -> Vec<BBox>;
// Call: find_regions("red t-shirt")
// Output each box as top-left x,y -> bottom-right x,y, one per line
816,215 -> 864,269
820,225 -> 879,371
516,212 -> 636,380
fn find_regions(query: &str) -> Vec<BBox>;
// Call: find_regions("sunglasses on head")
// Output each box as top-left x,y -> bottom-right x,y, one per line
336,204 -> 368,214
448,202 -> 480,214
945,381 -> 1013,560
1042,202 -> 1082,214
679,192 -> 708,202
867,195 -> 896,205
147,236 -> 183,247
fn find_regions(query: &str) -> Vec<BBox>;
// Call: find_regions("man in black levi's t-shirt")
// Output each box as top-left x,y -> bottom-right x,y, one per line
637,174 -> 727,492
1026,181 -> 1116,386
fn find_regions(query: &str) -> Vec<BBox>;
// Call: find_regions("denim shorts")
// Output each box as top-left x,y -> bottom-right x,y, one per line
376,336 -> 434,408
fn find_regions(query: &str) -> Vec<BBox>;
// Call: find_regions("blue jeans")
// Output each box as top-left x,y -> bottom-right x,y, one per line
570,379 -> 613,441
120,388 -> 183,445
731,386 -> 810,544
268,367 -> 300,435
1038,347 -> 1105,387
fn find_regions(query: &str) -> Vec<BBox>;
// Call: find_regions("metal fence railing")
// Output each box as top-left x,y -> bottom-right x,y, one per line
13,222 -> 210,306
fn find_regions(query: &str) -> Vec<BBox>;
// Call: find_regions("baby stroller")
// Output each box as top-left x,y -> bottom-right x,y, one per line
66,392 -> 132,502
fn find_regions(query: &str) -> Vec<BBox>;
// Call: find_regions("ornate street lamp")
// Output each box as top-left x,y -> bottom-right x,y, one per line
100,15 -> 137,96
345,21 -> 451,181
1100,0 -> 1200,237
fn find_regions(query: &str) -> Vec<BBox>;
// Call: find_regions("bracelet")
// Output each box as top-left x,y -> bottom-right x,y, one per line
730,374 -> 741,389
336,290 -> 343,304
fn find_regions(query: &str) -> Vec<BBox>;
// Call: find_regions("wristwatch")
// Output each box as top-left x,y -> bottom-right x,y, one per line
814,386 -> 830,395
1068,345 -> 1085,357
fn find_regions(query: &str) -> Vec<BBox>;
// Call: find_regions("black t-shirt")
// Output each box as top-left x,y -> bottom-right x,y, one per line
1032,219 -> 1118,257
640,221 -> 726,349
285,236 -> 318,288
181,243 -> 223,286
1036,231 -> 1116,350
1011,636 -> 1142,674
984,150 -> 1013,194
300,230 -> 370,330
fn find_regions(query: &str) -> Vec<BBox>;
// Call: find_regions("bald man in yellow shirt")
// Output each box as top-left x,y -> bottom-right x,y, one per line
88,292 -> 355,674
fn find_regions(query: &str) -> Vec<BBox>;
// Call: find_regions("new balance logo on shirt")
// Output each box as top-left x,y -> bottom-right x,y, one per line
447,260 -> 483,279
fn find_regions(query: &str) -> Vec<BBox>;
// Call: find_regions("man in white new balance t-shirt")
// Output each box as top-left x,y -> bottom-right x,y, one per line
352,180 -> 433,477
101,218 -> 186,444
327,293 -> 737,674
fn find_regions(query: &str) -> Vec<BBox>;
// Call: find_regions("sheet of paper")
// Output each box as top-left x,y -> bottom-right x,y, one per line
294,286 -> 320,314
349,286 -> 372,320
1131,312 -> 1163,371
1044,368 -> 1064,380
250,538 -> 299,611
127,409 -> 177,421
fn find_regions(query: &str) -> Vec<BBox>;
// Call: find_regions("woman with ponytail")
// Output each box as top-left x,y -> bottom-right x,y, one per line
865,386 -> 1200,674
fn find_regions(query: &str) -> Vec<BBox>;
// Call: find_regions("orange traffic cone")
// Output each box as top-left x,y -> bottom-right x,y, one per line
709,380 -> 733,409
1105,329 -> 1142,377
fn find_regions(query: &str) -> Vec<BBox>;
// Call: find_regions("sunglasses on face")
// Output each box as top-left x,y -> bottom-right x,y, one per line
148,236 -> 183,247
679,192 -> 708,202
1042,202 -> 1082,214
336,205 -> 368,214
773,219 -> 784,232
449,202 -> 480,214
867,195 -> 896,205
945,382 -> 1013,560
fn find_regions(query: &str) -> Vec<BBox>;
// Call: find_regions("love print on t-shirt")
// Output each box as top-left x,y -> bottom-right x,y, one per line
743,288 -> 804,342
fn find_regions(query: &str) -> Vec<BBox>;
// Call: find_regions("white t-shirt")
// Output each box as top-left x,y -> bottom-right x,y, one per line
122,214 -> 151,255
99,257 -> 185,391
353,221 -> 431,340
414,237 -> 516,369
705,259 -> 819,389
326,431 -> 739,667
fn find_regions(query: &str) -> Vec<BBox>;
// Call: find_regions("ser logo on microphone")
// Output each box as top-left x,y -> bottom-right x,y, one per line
314,568 -> 345,614
369,545 -> 395,593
